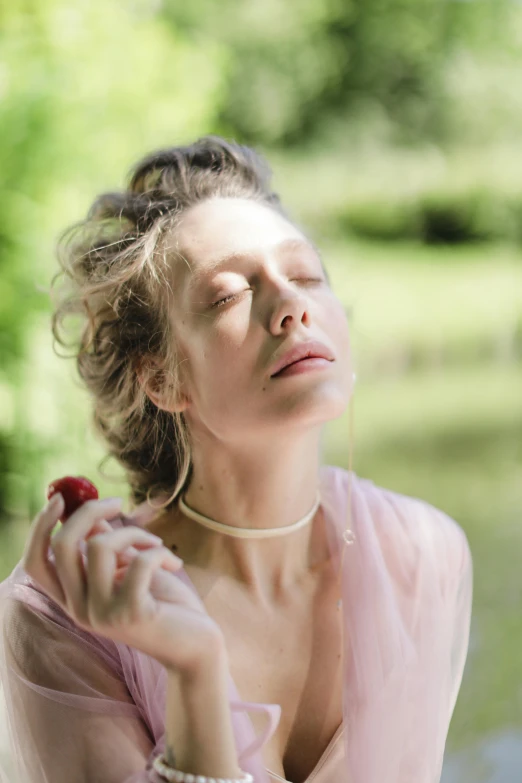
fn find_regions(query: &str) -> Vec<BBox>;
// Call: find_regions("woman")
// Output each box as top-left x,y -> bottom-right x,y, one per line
0,136 -> 472,783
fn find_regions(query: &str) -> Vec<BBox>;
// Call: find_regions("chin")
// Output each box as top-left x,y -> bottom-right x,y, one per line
317,392 -> 350,424
273,386 -> 350,428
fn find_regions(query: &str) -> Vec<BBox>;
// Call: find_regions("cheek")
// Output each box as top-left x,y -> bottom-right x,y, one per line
190,342 -> 241,405
327,301 -> 353,378
327,298 -> 351,345
204,322 -> 249,374
172,324 -> 235,415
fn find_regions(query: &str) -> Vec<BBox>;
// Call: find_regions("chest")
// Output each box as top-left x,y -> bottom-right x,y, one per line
191,567 -> 346,783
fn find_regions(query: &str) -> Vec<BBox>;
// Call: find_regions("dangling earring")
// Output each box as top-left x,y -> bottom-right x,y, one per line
335,369 -> 357,608
337,370 -> 357,582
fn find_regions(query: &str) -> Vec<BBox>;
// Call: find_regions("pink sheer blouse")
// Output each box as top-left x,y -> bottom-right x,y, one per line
0,466 -> 473,783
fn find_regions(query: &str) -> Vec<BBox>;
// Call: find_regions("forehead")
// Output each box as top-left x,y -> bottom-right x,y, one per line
170,197 -> 313,288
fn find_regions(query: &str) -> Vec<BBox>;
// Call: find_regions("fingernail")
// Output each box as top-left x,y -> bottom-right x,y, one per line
47,493 -> 63,513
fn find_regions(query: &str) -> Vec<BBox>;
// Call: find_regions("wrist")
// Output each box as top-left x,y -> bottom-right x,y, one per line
164,634 -> 239,780
166,628 -> 228,682
176,653 -> 230,709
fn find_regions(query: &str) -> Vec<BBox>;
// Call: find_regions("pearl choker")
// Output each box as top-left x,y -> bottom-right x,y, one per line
177,490 -> 321,539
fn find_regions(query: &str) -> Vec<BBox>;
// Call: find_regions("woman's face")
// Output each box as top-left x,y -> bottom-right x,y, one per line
168,197 -> 353,443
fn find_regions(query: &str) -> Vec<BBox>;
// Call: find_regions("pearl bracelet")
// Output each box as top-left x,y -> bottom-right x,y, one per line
153,753 -> 254,783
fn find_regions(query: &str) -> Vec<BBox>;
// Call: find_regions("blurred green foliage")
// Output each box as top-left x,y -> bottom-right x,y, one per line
0,0 -> 521,519
0,0 -> 226,517
163,0 -> 510,145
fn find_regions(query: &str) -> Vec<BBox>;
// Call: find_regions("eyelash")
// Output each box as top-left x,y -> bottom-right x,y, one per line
211,278 -> 325,308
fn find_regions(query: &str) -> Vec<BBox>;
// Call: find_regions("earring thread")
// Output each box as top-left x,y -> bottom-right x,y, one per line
336,370 -> 356,607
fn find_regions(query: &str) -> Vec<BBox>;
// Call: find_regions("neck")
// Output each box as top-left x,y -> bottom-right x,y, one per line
165,430 -> 331,600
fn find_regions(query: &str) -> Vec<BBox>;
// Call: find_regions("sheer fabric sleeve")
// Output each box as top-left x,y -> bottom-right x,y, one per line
433,505 -> 473,723
330,471 -> 474,783
0,580 -> 170,783
377,483 -> 474,781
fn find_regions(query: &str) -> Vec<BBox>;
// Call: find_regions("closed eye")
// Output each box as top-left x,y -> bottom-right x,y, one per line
211,278 -> 326,308
212,293 -> 239,308
289,277 -> 327,289
212,290 -> 251,308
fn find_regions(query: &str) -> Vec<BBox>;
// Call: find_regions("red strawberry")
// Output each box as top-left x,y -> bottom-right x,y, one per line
47,476 -> 99,522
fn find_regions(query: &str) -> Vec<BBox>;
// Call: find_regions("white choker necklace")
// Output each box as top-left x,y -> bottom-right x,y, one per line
177,490 -> 321,539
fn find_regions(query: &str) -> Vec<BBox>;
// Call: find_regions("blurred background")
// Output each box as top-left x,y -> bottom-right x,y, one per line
0,0 -> 521,780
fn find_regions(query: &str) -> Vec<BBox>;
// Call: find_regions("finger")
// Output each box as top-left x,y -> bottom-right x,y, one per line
82,520 -> 151,574
21,494 -> 67,606
117,546 -> 183,606
113,542 -> 182,578
85,518 -> 113,539
52,497 -> 124,552
51,498 -> 124,621
121,492 -> 172,528
86,527 -> 167,608
79,519 -> 132,581
115,539 -> 165,565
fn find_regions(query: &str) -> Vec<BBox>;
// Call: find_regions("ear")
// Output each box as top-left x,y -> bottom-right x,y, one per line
136,357 -> 190,414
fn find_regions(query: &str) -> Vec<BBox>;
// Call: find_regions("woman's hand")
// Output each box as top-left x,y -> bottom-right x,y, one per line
20,493 -> 225,676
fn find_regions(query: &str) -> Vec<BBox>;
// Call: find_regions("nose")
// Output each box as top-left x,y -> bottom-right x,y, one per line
269,287 -> 310,334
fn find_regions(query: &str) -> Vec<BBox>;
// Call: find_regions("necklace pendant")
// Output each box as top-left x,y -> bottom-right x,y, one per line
342,529 -> 356,545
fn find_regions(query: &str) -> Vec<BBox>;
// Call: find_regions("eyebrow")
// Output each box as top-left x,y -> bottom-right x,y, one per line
184,237 -> 326,295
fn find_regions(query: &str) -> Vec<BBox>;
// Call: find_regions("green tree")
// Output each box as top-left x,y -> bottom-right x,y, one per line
163,0 -> 511,146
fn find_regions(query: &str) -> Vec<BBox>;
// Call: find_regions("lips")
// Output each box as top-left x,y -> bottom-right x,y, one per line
270,340 -> 335,377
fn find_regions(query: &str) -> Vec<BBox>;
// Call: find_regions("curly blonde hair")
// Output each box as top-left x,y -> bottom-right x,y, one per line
50,135 -> 294,511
